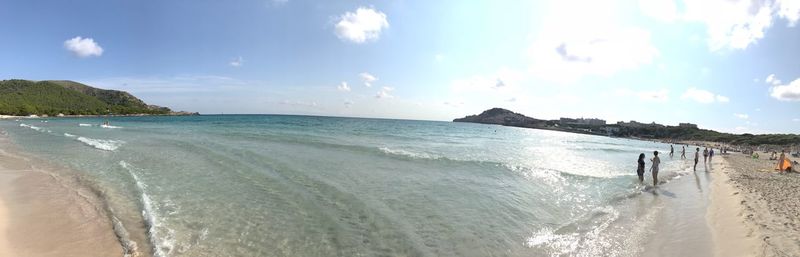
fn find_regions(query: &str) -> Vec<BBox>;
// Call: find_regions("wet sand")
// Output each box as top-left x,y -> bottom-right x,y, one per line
0,135 -> 125,257
718,153 -> 800,257
707,155 -> 759,257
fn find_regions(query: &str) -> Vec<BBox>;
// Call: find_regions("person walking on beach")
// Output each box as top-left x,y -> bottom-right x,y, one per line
703,148 -> 709,163
709,148 -> 714,161
681,146 -> 686,159
694,148 -> 700,171
637,153 -> 646,183
650,151 -> 661,186
670,145 -> 674,157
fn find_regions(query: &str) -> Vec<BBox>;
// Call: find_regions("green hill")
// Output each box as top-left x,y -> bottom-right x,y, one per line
0,79 -> 171,116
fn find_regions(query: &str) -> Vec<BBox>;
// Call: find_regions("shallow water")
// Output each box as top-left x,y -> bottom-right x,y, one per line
0,115 -> 713,256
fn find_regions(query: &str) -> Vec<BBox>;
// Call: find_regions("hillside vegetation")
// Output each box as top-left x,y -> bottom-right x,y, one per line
0,79 -> 171,116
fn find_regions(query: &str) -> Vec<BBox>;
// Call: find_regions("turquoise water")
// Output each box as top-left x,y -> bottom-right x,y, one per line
0,115 -> 703,257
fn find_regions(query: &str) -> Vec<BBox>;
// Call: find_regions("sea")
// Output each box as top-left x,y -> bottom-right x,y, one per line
0,115 -> 715,257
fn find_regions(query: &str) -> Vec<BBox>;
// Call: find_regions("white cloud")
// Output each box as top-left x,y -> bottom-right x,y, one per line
375,86 -> 394,99
770,78 -> 800,101
344,99 -> 353,108
229,56 -> 244,67
793,118 -> 800,122
639,0 -> 678,22
63,36 -> 103,58
755,108 -> 761,111
681,87 -> 729,104
451,68 -> 524,93
766,74 -> 782,85
683,0 -> 800,51
526,0 -> 659,83
359,72 -> 377,87
337,81 -> 351,92
734,113 -> 749,119
529,27 -> 658,83
334,7 -> 389,44
776,0 -> 800,26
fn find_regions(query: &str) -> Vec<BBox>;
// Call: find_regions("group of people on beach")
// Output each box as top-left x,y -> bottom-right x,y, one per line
639,144 -> 796,185
638,144 -> 717,186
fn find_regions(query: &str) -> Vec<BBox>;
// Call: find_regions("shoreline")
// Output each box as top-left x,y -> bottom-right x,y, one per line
0,133 -> 131,257
707,156 -> 759,257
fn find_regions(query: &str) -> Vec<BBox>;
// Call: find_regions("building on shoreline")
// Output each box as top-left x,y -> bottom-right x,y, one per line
560,117 -> 606,126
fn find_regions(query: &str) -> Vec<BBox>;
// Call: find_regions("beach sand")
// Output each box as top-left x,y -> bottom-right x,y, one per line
0,135 -> 125,257
708,156 -> 759,257
714,154 -> 800,257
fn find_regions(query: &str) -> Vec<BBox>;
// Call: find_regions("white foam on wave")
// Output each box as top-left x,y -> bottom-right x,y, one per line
101,124 -> 122,129
79,123 -> 93,127
119,161 -> 175,257
76,137 -> 124,151
378,147 -> 441,160
64,133 -> 77,138
19,123 -> 51,133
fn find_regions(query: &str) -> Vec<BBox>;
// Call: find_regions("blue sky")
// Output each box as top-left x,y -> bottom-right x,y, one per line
1,0 -> 798,134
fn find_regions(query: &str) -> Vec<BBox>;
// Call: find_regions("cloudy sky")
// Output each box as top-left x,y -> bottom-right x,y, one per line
1,0 -> 798,133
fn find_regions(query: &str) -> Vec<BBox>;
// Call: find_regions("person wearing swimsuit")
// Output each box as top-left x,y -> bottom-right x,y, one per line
694,148 -> 700,171
637,153 -> 646,183
650,151 -> 660,186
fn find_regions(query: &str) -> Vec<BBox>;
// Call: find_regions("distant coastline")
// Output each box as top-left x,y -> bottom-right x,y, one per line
454,108 -> 800,148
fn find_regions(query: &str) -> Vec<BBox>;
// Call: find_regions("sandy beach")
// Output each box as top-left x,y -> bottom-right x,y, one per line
0,134 -> 125,257
712,153 -> 800,257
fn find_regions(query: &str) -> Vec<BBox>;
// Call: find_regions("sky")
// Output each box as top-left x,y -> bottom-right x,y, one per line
0,0 -> 799,134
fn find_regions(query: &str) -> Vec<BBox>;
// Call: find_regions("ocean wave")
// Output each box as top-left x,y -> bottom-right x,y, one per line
79,123 -> 93,127
76,137 -> 124,151
19,123 -> 51,133
64,133 -> 77,138
378,147 -> 441,160
567,146 -> 630,153
119,161 -> 175,257
20,123 -> 41,131
101,124 -> 123,129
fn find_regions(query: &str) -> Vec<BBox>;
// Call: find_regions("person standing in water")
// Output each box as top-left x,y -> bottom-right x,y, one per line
703,148 -> 709,163
681,146 -> 686,159
637,153 -> 646,183
650,151 -> 661,186
694,148 -> 700,171
709,148 -> 715,161
670,145 -> 674,157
